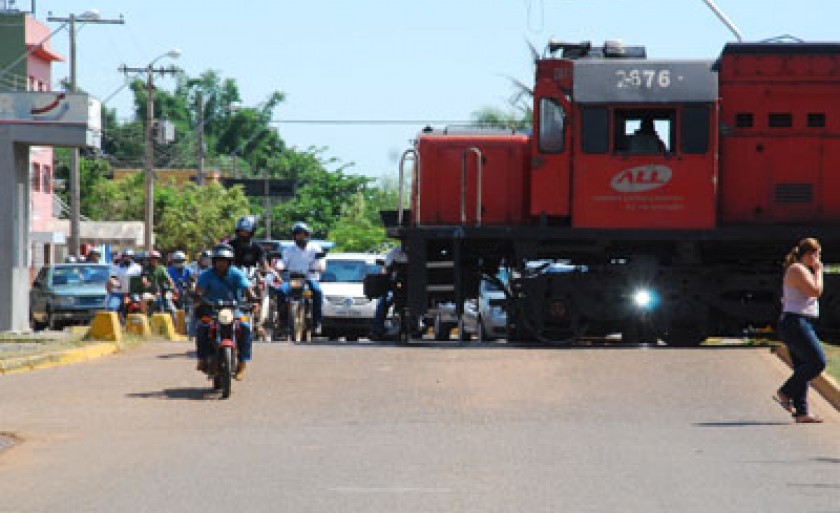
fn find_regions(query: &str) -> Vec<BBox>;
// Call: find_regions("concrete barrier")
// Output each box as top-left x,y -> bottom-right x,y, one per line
772,344 -> 840,412
125,313 -> 151,338
150,313 -> 184,341
175,309 -> 186,335
87,311 -> 122,342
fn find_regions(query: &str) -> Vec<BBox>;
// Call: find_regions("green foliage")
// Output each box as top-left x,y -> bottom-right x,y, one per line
69,69 -> 400,255
155,182 -> 251,255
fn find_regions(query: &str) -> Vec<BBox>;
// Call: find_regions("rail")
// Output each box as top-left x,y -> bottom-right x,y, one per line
461,147 -> 484,226
397,149 -> 419,226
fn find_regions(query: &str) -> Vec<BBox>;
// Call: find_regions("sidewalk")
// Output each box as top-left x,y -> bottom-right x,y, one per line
0,330 -> 125,375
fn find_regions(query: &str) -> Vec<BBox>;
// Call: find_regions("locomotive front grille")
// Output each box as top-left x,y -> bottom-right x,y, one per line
774,183 -> 812,204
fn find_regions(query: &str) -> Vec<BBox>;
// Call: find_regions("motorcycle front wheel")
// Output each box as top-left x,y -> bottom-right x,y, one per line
219,346 -> 233,399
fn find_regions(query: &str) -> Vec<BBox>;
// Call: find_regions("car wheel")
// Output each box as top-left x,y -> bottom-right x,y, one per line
30,312 -> 46,332
47,309 -> 62,331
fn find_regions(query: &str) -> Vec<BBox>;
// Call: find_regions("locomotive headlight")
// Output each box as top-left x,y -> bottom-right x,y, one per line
218,308 -> 235,325
633,288 -> 658,310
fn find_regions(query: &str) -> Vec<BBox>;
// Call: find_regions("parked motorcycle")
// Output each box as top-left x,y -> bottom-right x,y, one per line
198,299 -> 250,399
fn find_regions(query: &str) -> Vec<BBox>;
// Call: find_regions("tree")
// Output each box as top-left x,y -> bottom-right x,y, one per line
155,182 -> 251,255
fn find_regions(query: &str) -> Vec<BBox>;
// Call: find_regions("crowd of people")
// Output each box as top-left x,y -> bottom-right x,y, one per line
92,215 -> 326,382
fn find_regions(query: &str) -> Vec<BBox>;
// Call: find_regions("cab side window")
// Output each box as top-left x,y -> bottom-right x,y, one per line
538,97 -> 566,153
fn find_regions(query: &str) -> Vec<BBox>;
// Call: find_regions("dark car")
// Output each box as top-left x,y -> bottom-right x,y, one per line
30,263 -> 110,331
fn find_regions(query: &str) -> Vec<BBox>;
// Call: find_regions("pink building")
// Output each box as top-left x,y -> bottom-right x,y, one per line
21,12 -> 66,266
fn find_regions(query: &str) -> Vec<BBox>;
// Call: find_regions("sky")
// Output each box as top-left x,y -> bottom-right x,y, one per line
20,0 -> 840,180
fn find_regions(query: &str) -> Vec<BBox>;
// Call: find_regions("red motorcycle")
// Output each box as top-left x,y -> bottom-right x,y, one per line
198,299 -> 250,399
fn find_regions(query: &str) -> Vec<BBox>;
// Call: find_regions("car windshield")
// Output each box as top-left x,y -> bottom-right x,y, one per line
51,265 -> 109,286
323,260 -> 380,283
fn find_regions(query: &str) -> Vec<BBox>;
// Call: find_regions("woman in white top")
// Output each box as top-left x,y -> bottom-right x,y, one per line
774,238 -> 826,423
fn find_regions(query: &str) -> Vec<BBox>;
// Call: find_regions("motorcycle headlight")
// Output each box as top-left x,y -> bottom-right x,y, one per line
218,308 -> 235,325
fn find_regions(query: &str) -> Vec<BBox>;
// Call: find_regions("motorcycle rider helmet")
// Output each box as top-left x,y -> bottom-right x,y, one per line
235,215 -> 256,235
291,221 -> 311,236
291,221 -> 311,249
199,250 -> 212,259
122,248 -> 135,259
149,250 -> 162,259
212,243 -> 235,261
172,250 -> 186,263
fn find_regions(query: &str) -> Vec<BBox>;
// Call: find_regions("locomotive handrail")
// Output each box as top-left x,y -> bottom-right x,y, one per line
397,149 -> 419,227
461,147 -> 483,226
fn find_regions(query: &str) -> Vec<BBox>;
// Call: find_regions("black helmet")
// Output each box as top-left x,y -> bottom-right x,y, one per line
212,243 -> 235,260
291,221 -> 311,236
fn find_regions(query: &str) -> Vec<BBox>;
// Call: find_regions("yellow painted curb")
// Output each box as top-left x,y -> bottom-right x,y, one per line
87,311 -> 123,342
0,342 -> 119,375
772,345 -> 840,412
125,314 -> 151,338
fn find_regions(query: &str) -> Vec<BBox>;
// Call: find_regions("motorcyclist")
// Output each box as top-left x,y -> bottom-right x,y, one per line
229,215 -> 268,272
108,249 -> 142,313
167,250 -> 195,306
191,250 -> 212,275
144,250 -> 177,314
194,243 -> 257,380
369,246 -> 407,340
273,222 -> 326,335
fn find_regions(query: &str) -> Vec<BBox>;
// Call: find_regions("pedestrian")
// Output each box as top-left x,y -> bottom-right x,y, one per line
774,237 -> 826,423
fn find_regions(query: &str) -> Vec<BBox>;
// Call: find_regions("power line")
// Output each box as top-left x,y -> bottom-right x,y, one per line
271,119 -> 473,125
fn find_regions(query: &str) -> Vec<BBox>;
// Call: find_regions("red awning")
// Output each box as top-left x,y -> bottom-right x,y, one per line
27,44 -> 64,63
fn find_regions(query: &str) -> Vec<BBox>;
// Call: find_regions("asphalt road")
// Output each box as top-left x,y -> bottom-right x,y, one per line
0,341 -> 838,513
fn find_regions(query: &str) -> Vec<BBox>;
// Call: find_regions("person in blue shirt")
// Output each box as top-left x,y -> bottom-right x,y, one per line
167,250 -> 195,306
194,244 -> 256,380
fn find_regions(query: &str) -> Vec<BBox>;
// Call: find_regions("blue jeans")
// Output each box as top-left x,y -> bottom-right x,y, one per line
107,293 -> 125,312
275,279 -> 323,325
196,316 -> 253,362
778,313 -> 827,416
371,291 -> 393,335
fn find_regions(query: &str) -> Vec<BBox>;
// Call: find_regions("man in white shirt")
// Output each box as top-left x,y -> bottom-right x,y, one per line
273,222 -> 326,333
108,249 -> 142,312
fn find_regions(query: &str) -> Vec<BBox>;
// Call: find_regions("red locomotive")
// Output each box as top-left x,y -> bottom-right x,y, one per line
387,39 -> 840,345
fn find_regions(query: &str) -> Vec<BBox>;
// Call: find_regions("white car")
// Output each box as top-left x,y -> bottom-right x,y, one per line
320,253 -> 383,340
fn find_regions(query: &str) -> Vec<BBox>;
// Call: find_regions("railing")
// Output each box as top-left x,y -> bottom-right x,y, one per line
397,149 -> 419,227
461,147 -> 483,226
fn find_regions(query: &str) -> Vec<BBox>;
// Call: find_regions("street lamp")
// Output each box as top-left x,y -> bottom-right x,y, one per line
119,48 -> 181,251
47,10 -> 124,258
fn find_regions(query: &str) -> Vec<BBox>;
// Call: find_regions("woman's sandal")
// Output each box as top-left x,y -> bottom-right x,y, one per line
772,391 -> 794,413
794,414 -> 824,424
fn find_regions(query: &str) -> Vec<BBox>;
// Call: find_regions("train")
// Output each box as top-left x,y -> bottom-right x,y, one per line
383,39 -> 840,346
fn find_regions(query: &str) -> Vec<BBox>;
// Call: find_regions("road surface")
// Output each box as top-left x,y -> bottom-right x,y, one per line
1,342 -> 838,512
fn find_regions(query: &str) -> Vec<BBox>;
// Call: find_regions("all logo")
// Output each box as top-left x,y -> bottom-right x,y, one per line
610,165 -> 672,193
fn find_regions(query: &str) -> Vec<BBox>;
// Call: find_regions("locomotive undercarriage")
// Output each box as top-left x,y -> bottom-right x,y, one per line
390,223 -> 840,346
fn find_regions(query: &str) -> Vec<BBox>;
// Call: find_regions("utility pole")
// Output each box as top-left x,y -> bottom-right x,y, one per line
196,90 -> 205,185
47,11 -> 124,258
263,168 -> 271,239
119,51 -> 180,251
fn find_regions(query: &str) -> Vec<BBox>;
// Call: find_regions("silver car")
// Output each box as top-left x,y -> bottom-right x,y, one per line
432,272 -> 509,342
320,253 -> 382,340
30,263 -> 110,331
